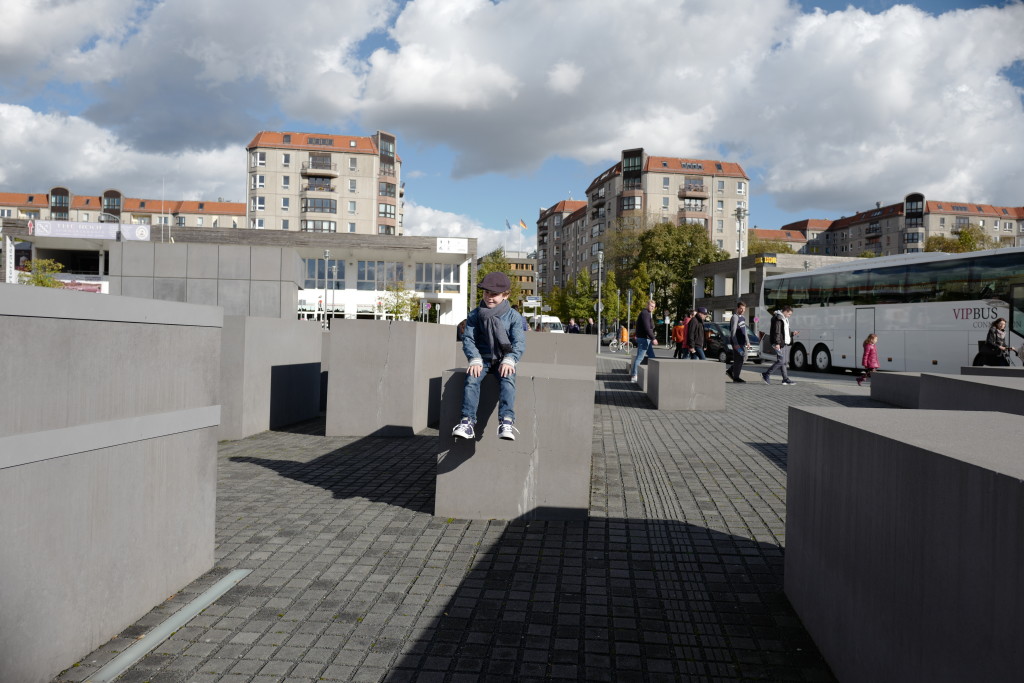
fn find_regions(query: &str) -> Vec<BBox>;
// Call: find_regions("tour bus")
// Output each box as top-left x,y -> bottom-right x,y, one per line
757,246 -> 1024,373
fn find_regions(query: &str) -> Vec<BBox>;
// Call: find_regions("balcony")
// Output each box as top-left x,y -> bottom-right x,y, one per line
678,206 -> 708,221
678,182 -> 708,199
864,226 -> 881,236
301,184 -> 337,195
301,161 -> 338,177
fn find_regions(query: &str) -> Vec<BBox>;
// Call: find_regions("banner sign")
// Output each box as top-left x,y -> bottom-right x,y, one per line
28,220 -> 150,241
436,237 -> 468,254
3,236 -> 15,284
754,254 -> 778,265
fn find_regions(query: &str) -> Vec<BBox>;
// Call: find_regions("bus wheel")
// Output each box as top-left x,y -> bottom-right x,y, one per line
790,344 -> 808,371
812,345 -> 832,372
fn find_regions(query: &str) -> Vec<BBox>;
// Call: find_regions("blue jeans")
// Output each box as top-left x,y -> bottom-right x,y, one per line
688,347 -> 706,360
461,362 -> 516,422
630,338 -> 655,377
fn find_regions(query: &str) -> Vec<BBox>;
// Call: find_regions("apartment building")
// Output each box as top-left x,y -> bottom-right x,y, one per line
245,130 -> 402,236
536,148 -> 749,296
809,193 -> 1024,256
0,190 -> 244,229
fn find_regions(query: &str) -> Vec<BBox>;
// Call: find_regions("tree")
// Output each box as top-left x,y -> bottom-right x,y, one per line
378,282 -> 419,320
633,222 -> 728,319
856,251 -> 879,258
545,284 -> 567,322
924,224 -> 1000,253
565,270 -> 594,322
625,263 -> 652,327
22,259 -> 64,288
746,236 -> 797,255
477,248 -> 523,306
601,270 -> 620,330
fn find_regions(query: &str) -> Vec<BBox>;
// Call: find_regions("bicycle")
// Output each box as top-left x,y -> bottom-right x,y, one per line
609,340 -> 633,354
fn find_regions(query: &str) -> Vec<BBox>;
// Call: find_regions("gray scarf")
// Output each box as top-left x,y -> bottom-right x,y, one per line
477,299 -> 512,361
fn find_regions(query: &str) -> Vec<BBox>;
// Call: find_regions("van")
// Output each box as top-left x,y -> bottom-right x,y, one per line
531,315 -> 565,333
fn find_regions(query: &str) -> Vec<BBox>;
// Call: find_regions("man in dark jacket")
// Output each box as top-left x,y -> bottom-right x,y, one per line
687,307 -> 708,360
629,300 -> 658,382
762,305 -> 798,385
728,301 -> 749,382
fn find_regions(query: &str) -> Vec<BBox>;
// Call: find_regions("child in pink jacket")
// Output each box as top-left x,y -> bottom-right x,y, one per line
857,334 -> 879,386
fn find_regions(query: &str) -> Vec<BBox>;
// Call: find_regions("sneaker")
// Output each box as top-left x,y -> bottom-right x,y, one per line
733,377 -> 746,384
451,417 -> 475,440
630,374 -> 638,383
761,373 -> 770,385
781,379 -> 797,386
497,417 -> 518,441
856,376 -> 864,386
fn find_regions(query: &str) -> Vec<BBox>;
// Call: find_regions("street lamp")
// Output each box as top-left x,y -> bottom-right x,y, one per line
596,251 -> 604,354
323,249 -> 330,329
734,206 -> 747,304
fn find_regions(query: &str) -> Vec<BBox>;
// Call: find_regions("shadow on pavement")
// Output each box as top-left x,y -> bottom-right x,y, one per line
385,514 -> 834,682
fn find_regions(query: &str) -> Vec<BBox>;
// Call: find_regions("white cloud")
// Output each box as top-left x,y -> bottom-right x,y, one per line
546,62 -> 583,95
402,201 -> 509,255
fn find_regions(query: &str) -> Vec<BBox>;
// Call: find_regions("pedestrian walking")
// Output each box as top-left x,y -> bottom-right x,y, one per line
762,305 -> 799,385
983,318 -> 1017,366
630,300 -> 658,382
686,307 -> 708,360
672,317 -> 688,359
727,301 -> 748,382
857,333 -> 880,386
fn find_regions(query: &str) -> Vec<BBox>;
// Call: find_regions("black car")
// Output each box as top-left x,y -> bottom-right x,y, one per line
704,321 -> 762,364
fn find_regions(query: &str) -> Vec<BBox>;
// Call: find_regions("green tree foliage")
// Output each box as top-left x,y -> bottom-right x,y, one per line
477,248 -> 523,306
625,263 -> 652,327
924,224 -> 999,254
22,259 -> 64,288
746,236 -> 796,255
565,270 -> 594,322
856,251 -> 879,258
545,284 -> 567,322
379,282 -> 419,320
601,270 -> 620,329
633,222 -> 728,319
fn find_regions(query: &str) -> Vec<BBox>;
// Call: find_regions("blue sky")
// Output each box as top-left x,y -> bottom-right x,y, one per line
1,0 -> 1022,255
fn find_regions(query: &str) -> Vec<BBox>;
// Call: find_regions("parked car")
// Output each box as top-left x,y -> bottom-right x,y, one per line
601,331 -> 616,346
704,321 -> 762,364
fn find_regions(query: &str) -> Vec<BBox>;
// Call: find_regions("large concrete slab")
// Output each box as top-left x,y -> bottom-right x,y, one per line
0,285 -> 221,683
647,358 -> 725,410
219,316 -> 323,441
919,373 -> 1024,417
869,371 -> 921,408
435,362 -> 595,520
786,407 -> 1024,683
522,331 -> 597,366
960,365 -> 1024,378
326,320 -> 453,437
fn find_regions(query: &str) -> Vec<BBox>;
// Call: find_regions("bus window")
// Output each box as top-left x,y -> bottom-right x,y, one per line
789,277 -> 809,307
831,270 -> 855,305
807,273 -> 834,306
764,278 -> 790,310
851,269 -> 875,305
869,266 -> 907,305
972,252 -> 1020,302
925,257 -> 973,302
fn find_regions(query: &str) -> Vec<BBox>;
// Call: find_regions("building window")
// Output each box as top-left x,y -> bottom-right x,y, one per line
349,179 -> 357,192
250,218 -> 265,229
303,257 -> 344,290
251,196 -> 265,211
283,176 -> 290,188
251,174 -> 265,189
415,262 -> 461,292
662,177 -> 670,189
282,153 -> 290,166
716,239 -> 724,249
176,216 -> 185,227
620,196 -> 641,211
662,197 -> 669,209
716,220 -> 724,233
737,181 -> 746,194
283,135 -> 291,144
251,151 -> 266,167
378,203 -> 396,219
282,197 -> 290,211
196,217 -> 203,227
307,177 -> 332,191
378,225 -> 395,235
301,198 -> 336,213
717,200 -> 724,212
282,219 -> 289,230
348,201 -> 357,214
357,261 -> 404,290
379,182 -> 396,197
300,220 -> 337,232
348,222 -> 356,233
349,157 -> 358,171
717,180 -> 725,192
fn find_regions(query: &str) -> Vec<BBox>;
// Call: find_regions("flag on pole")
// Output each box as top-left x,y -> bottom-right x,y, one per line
505,218 -> 512,231
519,219 -> 528,231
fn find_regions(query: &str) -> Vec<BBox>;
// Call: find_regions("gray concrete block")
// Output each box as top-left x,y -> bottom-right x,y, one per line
219,245 -> 251,280
121,275 -> 155,299
218,279 -> 251,317
870,371 -> 921,408
522,332 -> 597,366
325,320 -> 453,437
786,407 -> 1024,683
249,280 -> 282,318
154,277 -> 187,302
187,278 -> 219,307
281,281 -> 298,319
187,243 -> 219,279
121,241 -> 155,277
960,365 -> 1024,378
106,242 -> 123,276
107,275 -> 121,295
154,243 -> 189,277
919,373 -> 1024,417
435,362 -> 595,520
218,316 -> 323,441
647,359 -> 725,410
251,246 -> 282,281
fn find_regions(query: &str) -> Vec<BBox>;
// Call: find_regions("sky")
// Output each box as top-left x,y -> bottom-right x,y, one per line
1,0 -> 1022,256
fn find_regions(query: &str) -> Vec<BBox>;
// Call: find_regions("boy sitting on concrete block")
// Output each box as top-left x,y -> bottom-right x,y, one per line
452,271 -> 527,441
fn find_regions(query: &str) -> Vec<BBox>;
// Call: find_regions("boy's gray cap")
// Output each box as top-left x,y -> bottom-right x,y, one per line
478,271 -> 512,292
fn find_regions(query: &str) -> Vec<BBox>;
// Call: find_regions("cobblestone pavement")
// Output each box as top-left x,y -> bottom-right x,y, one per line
56,355 -> 880,683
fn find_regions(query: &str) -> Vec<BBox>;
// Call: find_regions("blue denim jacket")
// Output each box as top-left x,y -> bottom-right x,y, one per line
462,306 -> 526,367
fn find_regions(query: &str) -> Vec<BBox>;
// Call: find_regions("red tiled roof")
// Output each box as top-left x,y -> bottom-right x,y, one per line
0,192 -> 47,206
644,156 -> 748,178
539,200 -> 586,219
751,228 -> 807,242
246,131 -> 379,154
